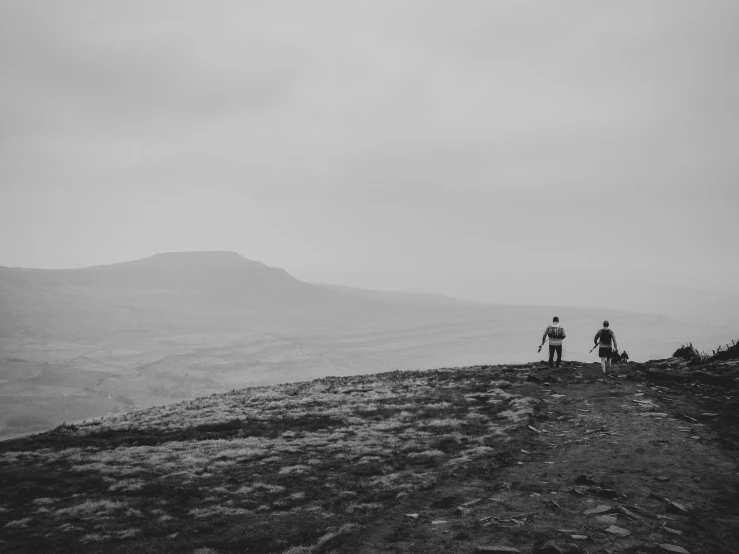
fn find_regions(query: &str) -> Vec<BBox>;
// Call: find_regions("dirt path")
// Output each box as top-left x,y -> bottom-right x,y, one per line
343,362 -> 739,554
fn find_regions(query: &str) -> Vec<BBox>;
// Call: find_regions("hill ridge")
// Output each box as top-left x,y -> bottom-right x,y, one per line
1,251 -> 265,272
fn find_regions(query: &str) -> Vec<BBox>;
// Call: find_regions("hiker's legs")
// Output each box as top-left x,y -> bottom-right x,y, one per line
548,345 -> 556,368
600,357 -> 613,375
554,345 -> 562,367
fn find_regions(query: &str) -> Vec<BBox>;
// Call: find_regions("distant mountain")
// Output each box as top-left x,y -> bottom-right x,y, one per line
0,252 -> 504,340
9,252 -> 555,345
0,252 -> 356,339
1,251 -> 316,301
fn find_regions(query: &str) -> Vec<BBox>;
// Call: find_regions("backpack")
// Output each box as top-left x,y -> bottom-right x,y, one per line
548,326 -> 563,340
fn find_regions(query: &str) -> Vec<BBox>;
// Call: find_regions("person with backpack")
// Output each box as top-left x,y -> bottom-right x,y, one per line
594,320 -> 618,375
540,316 -> 566,368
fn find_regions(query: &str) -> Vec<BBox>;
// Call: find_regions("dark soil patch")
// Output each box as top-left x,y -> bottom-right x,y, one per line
6,414 -> 347,451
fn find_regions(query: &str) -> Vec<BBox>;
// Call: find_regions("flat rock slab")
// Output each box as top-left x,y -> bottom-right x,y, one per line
659,545 -> 689,554
604,525 -> 630,537
592,487 -> 619,498
667,501 -> 690,514
474,547 -> 521,553
595,515 -> 618,524
617,506 -> 643,520
583,504 -> 614,515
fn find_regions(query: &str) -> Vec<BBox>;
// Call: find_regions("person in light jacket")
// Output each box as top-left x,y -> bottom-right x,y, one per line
540,316 -> 566,368
594,320 -> 618,376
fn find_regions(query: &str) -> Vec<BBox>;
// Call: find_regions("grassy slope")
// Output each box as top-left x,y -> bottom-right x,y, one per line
0,364 -> 537,553
0,358 -> 737,554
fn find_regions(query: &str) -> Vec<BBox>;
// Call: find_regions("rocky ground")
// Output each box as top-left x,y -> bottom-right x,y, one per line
344,358 -> 739,554
1,356 -> 737,554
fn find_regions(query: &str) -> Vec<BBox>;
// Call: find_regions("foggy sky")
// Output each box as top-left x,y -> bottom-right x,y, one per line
1,1 -> 738,308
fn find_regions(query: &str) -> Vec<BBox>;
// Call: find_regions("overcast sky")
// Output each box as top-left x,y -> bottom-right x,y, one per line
2,1 -> 738,308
